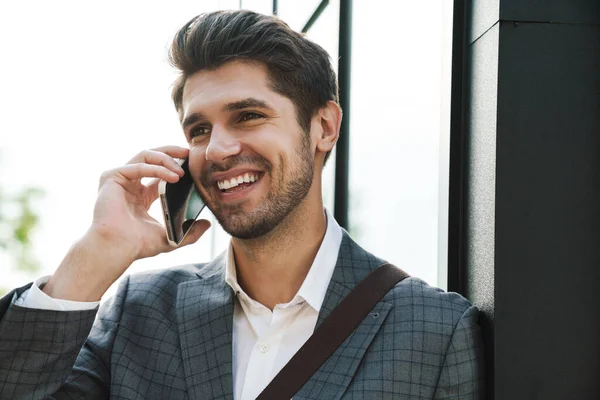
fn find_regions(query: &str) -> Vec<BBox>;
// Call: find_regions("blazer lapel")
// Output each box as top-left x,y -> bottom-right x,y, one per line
295,231 -> 393,400
177,253 -> 235,400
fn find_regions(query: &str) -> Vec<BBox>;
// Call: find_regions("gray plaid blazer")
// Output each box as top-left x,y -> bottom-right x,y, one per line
0,231 -> 484,399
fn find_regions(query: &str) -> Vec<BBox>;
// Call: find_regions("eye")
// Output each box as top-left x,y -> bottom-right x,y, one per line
238,112 -> 264,123
189,126 -> 211,139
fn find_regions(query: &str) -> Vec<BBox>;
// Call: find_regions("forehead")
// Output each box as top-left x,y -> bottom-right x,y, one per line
181,61 -> 283,116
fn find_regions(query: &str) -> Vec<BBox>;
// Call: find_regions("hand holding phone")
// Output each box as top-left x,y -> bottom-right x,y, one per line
159,158 -> 207,247
45,147 -> 211,302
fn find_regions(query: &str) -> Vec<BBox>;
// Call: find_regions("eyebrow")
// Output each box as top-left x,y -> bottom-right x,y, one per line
181,113 -> 207,131
222,98 -> 272,112
181,97 -> 274,130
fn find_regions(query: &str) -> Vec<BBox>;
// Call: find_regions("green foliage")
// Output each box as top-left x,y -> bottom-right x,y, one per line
0,182 -> 44,295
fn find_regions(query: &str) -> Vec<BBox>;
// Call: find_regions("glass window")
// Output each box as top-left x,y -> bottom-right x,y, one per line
277,0 -> 323,32
240,0 -> 272,15
347,0 -> 452,287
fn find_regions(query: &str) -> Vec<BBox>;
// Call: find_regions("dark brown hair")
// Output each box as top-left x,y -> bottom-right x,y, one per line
168,10 -> 339,163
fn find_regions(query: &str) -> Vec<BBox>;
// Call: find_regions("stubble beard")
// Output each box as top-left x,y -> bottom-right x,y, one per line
201,134 -> 314,240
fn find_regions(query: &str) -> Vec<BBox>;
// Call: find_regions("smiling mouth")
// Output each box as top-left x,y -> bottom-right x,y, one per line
217,172 -> 263,193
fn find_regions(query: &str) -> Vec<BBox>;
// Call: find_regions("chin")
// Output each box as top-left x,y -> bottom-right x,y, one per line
220,219 -> 276,240
216,206 -> 282,240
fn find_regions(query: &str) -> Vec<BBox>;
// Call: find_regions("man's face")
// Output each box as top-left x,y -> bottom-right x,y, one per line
180,61 -> 315,239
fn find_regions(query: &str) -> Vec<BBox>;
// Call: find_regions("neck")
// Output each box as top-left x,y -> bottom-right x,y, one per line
231,201 -> 327,310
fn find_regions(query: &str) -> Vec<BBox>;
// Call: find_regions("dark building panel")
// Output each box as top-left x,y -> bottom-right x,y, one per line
501,0 -> 600,25
493,20 -> 600,399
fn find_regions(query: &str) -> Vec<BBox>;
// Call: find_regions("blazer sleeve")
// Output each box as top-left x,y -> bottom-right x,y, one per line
0,276 -> 129,399
433,305 -> 486,400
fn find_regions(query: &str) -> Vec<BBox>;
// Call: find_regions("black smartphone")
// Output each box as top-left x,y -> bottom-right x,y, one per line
158,159 -> 206,247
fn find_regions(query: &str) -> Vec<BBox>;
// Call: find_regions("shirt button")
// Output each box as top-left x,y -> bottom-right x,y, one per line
259,343 -> 270,353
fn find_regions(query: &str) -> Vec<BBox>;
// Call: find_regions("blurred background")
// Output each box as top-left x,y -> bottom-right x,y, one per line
0,0 -> 452,297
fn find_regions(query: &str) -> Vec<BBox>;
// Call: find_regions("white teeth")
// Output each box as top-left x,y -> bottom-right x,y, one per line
217,172 -> 260,191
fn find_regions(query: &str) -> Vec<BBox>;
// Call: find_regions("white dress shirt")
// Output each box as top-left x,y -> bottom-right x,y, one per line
14,275 -> 100,310
226,209 -> 342,400
14,209 -> 342,400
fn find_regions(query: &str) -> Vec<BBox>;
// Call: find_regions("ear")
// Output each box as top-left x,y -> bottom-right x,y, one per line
314,100 -> 342,155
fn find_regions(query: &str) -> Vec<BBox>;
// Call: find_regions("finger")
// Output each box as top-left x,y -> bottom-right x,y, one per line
151,145 -> 190,159
128,146 -> 189,165
178,219 -> 211,248
127,149 -> 187,177
116,164 -> 181,183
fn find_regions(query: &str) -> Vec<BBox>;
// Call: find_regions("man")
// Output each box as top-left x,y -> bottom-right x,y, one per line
0,10 -> 484,399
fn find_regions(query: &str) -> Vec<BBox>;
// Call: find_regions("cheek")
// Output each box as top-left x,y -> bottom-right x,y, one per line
252,129 -> 297,154
188,148 -> 206,179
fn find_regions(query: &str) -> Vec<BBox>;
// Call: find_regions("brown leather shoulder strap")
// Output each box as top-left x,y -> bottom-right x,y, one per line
257,263 -> 410,400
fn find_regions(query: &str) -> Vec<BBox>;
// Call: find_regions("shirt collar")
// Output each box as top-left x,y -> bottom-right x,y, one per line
224,208 -> 342,312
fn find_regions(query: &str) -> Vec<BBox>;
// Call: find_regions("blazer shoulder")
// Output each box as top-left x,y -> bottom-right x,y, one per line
112,261 -> 216,310
128,262 -> 209,285
386,276 -> 475,316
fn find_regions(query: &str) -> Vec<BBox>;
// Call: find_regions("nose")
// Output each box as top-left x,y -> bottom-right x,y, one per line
205,125 -> 242,165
